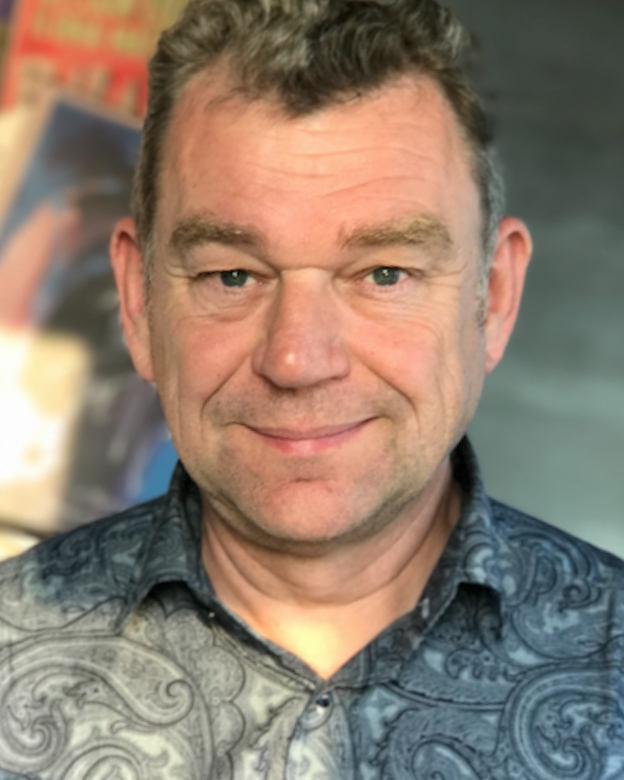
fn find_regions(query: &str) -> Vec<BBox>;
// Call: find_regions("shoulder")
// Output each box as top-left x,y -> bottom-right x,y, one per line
489,497 -> 624,579
488,498 -> 624,647
0,496 -> 166,639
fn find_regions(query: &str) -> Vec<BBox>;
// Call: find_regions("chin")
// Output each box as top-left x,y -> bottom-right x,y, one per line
248,483 -> 359,543
214,478 -> 411,553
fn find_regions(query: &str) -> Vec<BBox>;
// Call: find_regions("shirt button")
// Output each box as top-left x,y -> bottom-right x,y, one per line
316,691 -> 333,708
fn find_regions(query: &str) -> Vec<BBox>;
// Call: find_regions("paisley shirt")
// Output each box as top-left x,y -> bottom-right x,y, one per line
1,440 -> 624,780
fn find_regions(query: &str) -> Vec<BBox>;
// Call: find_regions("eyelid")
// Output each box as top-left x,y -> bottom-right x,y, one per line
181,242 -> 270,275
192,264 -> 265,279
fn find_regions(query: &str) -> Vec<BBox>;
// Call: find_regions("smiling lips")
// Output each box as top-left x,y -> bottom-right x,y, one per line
247,420 -> 372,456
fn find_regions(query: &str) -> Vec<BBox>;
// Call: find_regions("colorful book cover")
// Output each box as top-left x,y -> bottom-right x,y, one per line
0,0 -> 15,72
0,94 -> 176,540
1,0 -> 187,116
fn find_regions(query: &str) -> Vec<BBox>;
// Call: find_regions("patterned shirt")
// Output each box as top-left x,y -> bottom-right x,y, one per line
1,439 -> 624,780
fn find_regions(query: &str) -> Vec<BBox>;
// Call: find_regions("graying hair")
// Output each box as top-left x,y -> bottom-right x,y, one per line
133,0 -> 505,286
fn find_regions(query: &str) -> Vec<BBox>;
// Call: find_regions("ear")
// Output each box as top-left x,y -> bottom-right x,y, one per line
110,217 -> 155,382
483,216 -> 532,373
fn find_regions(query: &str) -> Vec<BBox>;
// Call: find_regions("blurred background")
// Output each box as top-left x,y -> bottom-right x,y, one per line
0,0 -> 622,559
0,0 -> 184,558
448,0 -> 624,556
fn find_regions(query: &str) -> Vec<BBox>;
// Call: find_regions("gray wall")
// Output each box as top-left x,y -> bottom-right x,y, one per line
446,0 -> 624,555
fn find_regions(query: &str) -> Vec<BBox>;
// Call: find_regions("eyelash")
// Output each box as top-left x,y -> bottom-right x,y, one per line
194,270 -> 255,285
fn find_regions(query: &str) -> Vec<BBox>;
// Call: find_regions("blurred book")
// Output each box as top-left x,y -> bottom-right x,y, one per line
0,93 -> 177,541
0,524 -> 40,561
0,99 -> 47,220
1,0 -> 187,116
0,0 -> 15,73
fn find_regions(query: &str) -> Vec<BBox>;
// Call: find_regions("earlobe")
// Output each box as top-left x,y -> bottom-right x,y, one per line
483,217 -> 532,374
109,217 -> 155,382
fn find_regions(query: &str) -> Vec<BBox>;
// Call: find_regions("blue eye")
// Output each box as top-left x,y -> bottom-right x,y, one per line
219,270 -> 249,287
371,267 -> 402,286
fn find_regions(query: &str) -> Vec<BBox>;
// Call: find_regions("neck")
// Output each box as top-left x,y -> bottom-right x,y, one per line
200,459 -> 462,679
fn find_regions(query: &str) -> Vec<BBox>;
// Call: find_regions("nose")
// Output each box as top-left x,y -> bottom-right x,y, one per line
251,275 -> 350,388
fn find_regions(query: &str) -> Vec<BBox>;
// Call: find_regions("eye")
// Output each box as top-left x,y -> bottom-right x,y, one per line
368,266 -> 405,286
219,269 -> 249,287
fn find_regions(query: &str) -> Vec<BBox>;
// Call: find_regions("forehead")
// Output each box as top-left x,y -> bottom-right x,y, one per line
157,72 -> 481,252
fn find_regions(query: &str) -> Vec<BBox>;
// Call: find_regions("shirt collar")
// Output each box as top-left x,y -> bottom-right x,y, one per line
123,463 -> 211,613
438,436 -> 504,597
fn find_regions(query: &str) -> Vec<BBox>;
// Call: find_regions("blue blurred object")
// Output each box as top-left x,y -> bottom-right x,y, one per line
132,436 -> 178,504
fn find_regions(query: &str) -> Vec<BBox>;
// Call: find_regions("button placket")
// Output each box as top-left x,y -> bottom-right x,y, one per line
285,688 -> 354,779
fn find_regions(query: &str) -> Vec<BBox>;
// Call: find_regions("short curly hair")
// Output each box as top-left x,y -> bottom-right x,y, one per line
133,0 -> 504,284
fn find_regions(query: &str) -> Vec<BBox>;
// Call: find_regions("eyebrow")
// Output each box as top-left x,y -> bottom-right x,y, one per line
341,215 -> 452,253
168,212 -> 452,259
168,215 -> 264,257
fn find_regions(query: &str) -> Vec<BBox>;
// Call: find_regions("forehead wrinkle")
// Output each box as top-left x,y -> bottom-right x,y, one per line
168,214 -> 266,257
341,215 -> 452,253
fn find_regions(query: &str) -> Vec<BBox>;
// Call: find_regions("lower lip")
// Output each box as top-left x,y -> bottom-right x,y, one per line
248,421 -> 371,456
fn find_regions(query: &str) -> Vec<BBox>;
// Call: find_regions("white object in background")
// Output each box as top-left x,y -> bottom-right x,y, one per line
0,327 -> 89,534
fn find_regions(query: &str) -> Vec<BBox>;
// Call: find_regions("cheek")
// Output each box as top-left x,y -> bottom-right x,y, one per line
350,309 -> 460,402
151,310 -> 254,413
349,299 -> 483,451
459,322 -> 486,408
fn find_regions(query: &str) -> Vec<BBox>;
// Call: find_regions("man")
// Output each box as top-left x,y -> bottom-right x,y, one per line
1,0 -> 623,777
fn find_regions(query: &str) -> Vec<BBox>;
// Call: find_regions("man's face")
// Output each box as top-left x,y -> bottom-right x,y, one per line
126,75 -> 502,548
